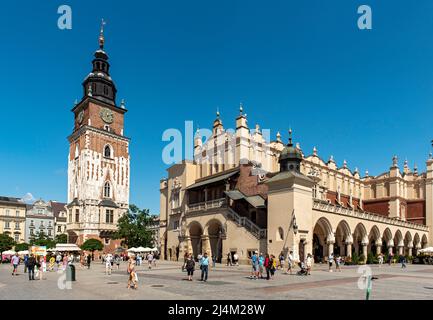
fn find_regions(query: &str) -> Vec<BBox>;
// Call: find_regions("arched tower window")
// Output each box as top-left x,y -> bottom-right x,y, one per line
104,145 -> 112,158
104,182 -> 111,198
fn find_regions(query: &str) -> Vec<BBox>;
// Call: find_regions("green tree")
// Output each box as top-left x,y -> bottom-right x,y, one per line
113,204 -> 154,248
29,231 -> 56,249
15,243 -> 30,252
81,239 -> 103,254
55,234 -> 68,244
0,233 -> 15,253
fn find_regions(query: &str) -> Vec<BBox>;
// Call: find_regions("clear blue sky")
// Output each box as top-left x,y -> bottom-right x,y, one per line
1,0 -> 433,214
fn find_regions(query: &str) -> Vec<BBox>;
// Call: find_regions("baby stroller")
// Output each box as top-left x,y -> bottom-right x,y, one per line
297,262 -> 308,276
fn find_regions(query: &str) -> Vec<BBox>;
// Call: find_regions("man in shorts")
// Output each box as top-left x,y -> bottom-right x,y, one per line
250,251 -> 259,279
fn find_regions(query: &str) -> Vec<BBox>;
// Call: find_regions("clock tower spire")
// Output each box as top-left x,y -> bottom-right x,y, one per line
66,22 -> 130,254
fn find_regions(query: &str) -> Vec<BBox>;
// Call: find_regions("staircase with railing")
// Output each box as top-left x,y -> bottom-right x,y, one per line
227,208 -> 267,240
186,198 -> 267,240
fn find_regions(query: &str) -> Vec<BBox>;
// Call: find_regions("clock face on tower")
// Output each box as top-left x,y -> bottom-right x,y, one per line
77,110 -> 84,124
100,107 -> 114,124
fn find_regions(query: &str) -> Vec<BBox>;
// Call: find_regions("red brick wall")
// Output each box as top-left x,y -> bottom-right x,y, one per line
407,200 -> 426,225
236,165 -> 268,199
363,200 -> 390,217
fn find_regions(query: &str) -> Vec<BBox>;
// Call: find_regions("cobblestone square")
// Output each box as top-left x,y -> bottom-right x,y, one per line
1,261 -> 433,300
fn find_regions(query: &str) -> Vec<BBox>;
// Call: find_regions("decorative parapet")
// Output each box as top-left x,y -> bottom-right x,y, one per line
312,199 -> 429,232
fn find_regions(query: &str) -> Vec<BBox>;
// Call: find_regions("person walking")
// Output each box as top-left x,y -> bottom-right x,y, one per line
378,254 -> 384,267
400,255 -> 407,269
24,254 -> 29,274
11,253 -> 20,276
115,255 -> 121,270
264,254 -> 271,280
226,252 -> 232,266
233,252 -> 239,266
55,253 -> 62,270
185,253 -> 195,281
388,253 -> 393,266
105,254 -> 112,275
258,253 -> 265,279
27,254 -> 36,281
335,255 -> 342,272
250,251 -> 259,280
127,255 -> 138,289
270,255 -> 277,279
200,252 -> 209,282
39,256 -> 46,280
86,254 -> 91,269
147,252 -> 154,270
306,254 -> 313,275
286,251 -> 294,275
328,253 -> 334,272
279,252 -> 285,270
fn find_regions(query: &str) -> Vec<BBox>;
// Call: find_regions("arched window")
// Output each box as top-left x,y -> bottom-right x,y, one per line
104,182 -> 111,198
104,145 -> 112,158
277,227 -> 284,241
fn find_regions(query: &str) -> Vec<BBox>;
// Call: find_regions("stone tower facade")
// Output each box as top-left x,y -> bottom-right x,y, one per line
66,23 -> 130,252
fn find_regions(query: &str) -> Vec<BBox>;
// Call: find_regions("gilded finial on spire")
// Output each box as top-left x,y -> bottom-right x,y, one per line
99,19 -> 106,50
239,102 -> 243,115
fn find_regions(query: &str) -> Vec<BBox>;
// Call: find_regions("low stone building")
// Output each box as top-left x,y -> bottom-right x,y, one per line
50,201 -> 67,238
0,196 -> 26,243
25,199 -> 55,242
160,108 -> 430,264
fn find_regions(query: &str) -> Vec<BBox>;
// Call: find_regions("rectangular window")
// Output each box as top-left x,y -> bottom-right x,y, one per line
48,230 -> 52,236
14,234 -> 19,242
5,221 -> 10,229
5,209 -> 10,216
75,209 -> 79,222
105,210 -> 114,223
15,222 -> 19,229
173,220 -> 179,230
58,226 -> 61,232
30,229 -> 34,236
16,210 -> 20,217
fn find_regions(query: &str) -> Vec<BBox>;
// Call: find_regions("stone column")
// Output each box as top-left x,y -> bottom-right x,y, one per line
376,238 -> 382,255
387,239 -> 394,255
346,242 -> 353,258
201,235 -> 211,255
326,233 -> 335,260
345,235 -> 353,258
397,240 -> 404,256
407,244 -> 414,257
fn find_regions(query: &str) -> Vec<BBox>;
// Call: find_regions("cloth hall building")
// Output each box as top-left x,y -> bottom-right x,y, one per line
160,107 -> 431,264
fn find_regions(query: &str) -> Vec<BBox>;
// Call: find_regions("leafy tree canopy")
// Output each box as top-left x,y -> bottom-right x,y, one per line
0,233 -> 15,253
113,204 -> 154,248
29,231 -> 56,249
81,238 -> 104,252
15,243 -> 30,252
55,234 -> 68,244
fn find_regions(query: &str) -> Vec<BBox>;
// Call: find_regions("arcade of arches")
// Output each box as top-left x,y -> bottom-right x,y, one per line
311,216 -> 428,262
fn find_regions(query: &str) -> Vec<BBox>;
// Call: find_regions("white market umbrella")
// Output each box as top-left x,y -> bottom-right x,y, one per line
135,247 -> 146,252
55,244 -> 81,252
18,250 -> 29,255
419,247 -> 433,254
127,247 -> 137,252
144,247 -> 153,252
2,250 -> 16,255
150,247 -> 158,252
